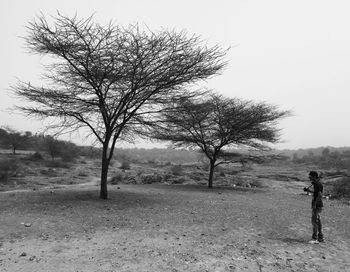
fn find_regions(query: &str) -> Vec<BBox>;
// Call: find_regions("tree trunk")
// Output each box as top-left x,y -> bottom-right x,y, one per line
208,159 -> 216,188
100,144 -> 109,199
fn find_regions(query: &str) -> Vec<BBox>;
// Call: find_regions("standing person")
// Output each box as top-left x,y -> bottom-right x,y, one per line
304,171 -> 324,244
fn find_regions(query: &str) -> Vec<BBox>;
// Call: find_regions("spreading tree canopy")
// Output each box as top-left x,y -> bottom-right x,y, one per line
13,13 -> 228,198
152,94 -> 290,187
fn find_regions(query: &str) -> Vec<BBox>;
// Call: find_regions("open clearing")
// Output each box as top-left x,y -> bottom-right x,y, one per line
1,182 -> 349,272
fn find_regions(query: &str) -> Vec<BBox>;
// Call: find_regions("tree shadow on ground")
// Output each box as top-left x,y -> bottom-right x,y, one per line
0,186 -> 163,212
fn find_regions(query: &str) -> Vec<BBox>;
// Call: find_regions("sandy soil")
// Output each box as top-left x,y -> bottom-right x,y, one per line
0,182 -> 349,272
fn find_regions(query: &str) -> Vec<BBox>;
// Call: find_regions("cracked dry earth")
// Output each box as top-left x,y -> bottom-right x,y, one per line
0,183 -> 349,271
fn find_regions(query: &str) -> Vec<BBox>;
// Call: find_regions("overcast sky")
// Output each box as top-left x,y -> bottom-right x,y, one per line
1,0 -> 350,150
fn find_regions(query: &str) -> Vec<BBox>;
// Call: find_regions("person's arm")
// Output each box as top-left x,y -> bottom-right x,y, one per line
304,185 -> 314,193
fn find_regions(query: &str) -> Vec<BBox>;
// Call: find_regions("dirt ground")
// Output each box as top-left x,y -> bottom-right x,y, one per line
1,182 -> 350,272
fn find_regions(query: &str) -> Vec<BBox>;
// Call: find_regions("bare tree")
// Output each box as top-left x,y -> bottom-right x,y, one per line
12,13 -> 228,198
43,135 -> 79,161
43,135 -> 62,161
151,94 -> 290,188
2,127 -> 28,155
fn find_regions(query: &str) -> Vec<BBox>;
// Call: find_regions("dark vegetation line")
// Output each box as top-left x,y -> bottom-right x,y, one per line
0,126 -> 349,199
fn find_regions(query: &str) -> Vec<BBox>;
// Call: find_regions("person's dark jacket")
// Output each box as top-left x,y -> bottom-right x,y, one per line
311,179 -> 323,209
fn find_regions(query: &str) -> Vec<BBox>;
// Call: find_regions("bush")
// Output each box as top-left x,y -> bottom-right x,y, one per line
170,177 -> 187,184
59,150 -> 78,162
120,160 -> 131,170
233,177 -> 264,188
110,173 -> 124,184
227,169 -> 242,175
140,174 -> 162,184
0,159 -> 20,183
234,179 -> 250,187
189,172 -> 203,181
170,165 -> 182,176
162,173 -> 174,183
77,170 -> 89,177
249,179 -> 264,188
200,162 -> 209,171
28,152 -> 44,161
330,177 -> 350,199
219,171 -> 226,177
45,160 -> 71,168
43,136 -> 80,162
147,159 -> 156,165
110,172 -> 137,184
40,168 -> 58,177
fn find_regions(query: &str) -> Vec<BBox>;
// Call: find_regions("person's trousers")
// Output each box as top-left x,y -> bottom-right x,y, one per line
312,207 -> 323,240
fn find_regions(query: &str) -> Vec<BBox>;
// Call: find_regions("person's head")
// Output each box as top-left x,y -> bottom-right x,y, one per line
309,171 -> 319,181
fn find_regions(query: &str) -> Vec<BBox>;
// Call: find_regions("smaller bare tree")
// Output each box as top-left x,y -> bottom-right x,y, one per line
2,127 -> 28,155
43,136 -> 62,161
151,93 -> 290,188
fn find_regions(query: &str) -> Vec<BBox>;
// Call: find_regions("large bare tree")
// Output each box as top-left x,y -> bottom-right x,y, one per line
12,13 -> 228,198
152,94 -> 290,188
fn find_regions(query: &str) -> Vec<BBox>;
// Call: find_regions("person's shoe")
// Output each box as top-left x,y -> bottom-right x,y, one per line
309,240 -> 319,244
318,238 -> 325,243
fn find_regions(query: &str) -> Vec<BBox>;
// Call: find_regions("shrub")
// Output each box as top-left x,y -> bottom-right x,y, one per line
232,177 -> 264,188
140,174 -> 162,184
235,180 -> 250,187
110,172 -> 138,184
40,168 -> 58,177
249,179 -> 264,188
226,169 -> 242,175
190,172 -> 202,181
43,136 -> 79,162
59,149 -> 78,162
45,160 -> 71,168
330,177 -> 350,199
162,173 -> 172,182
28,152 -> 44,161
21,152 -> 44,165
219,171 -> 226,177
77,170 -> 89,177
120,160 -> 131,170
147,159 -> 156,165
171,177 -> 186,184
125,176 -> 137,184
170,165 -> 182,176
200,162 -> 209,171
0,159 -> 20,183
110,172 -> 124,184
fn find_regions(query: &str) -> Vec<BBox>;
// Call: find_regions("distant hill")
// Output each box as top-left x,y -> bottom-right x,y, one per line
276,146 -> 350,158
